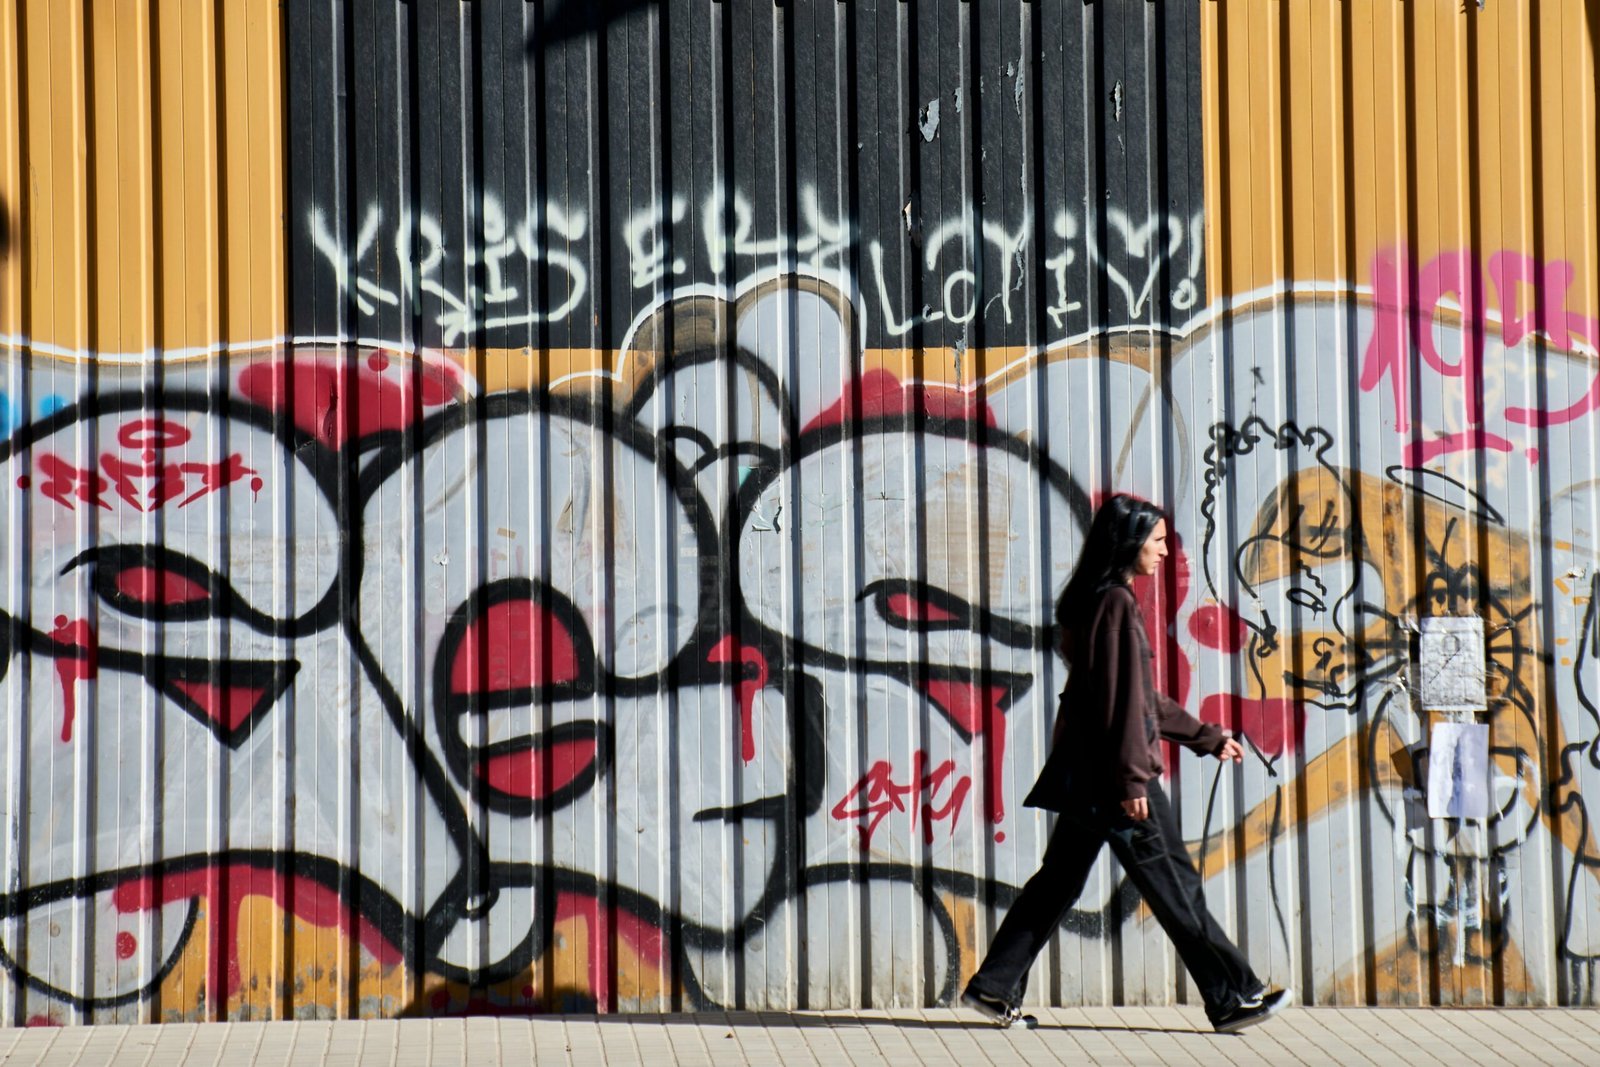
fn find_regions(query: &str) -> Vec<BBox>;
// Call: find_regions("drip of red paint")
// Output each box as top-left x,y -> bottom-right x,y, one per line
237,355 -> 458,450
451,598 -> 579,694
802,369 -> 997,434
919,680 -> 1009,824
111,864 -> 402,1005
1199,694 -> 1306,758
47,616 -> 97,743
707,637 -> 770,763
478,737 -> 598,801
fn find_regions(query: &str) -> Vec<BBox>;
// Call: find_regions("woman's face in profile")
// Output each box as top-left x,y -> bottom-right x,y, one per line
1131,517 -> 1169,578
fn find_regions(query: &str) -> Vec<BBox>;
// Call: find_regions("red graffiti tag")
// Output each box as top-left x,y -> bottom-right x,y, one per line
116,418 -> 191,458
1361,246 -> 1600,461
885,592 -> 958,623
706,636 -> 771,764
46,615 -> 96,743
30,451 -> 260,512
35,454 -> 111,511
832,752 -> 973,851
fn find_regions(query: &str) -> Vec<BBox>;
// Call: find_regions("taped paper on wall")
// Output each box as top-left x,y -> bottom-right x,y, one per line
1427,721 -> 1490,820
1419,616 -> 1487,711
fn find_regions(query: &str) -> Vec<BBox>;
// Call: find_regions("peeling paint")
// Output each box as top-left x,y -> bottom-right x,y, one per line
918,98 -> 941,142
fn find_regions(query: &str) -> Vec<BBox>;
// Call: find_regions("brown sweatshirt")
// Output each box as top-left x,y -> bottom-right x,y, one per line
1055,584 -> 1225,802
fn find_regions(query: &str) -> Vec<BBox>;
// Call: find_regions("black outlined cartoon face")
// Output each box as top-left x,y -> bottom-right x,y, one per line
734,416 -> 1086,863
0,392 -> 370,1010
358,393 -> 798,980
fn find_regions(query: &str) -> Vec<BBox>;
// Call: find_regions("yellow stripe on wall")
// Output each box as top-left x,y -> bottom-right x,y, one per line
0,0 -> 283,359
1203,0 -> 1599,334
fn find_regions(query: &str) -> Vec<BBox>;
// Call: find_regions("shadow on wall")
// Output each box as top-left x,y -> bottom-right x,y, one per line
527,0 -> 655,49
0,196 -> 9,260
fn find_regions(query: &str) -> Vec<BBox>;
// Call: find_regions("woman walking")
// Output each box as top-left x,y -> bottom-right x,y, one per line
962,494 -> 1290,1035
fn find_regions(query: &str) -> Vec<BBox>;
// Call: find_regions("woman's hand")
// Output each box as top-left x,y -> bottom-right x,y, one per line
1121,797 -> 1149,821
1217,738 -> 1245,763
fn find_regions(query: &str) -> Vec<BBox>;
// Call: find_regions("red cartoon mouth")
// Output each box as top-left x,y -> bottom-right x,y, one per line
68,644 -> 299,750
470,721 -> 608,810
434,580 -> 603,814
148,659 -> 300,748
5,859 -> 403,1015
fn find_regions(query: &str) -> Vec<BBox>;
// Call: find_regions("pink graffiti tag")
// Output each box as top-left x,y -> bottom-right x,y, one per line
831,752 -> 973,851
1361,247 -> 1600,463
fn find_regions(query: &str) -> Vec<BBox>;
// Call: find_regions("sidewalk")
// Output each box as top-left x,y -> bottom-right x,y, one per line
2,1006 -> 1597,1066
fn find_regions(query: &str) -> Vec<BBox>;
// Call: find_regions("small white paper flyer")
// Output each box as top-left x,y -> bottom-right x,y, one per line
1427,721 -> 1490,820
1419,616 -> 1486,711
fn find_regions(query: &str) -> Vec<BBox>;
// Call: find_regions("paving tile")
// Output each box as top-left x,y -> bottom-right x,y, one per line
1517,1011 -> 1600,1063
1289,1010 -> 1388,1067
18,1007 -> 1600,1065
1389,1008 -> 1507,1067
1479,1011 -> 1588,1065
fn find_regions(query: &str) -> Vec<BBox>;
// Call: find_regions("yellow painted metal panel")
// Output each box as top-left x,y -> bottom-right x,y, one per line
0,0 -> 282,360
1205,0 -> 1599,335
0,0 -> 19,342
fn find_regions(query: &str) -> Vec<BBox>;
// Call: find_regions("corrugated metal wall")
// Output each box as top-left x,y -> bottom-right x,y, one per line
0,0 -> 1595,1025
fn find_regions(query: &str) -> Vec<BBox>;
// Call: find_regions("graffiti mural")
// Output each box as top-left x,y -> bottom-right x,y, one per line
7,258 -> 1600,1020
0,277 -> 1082,1020
3,0 -> 1598,1029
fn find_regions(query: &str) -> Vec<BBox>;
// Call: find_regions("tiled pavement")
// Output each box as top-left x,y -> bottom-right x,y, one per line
1,1007 -> 1597,1066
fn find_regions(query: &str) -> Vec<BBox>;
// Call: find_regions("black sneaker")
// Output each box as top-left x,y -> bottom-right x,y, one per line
960,987 -> 1039,1029
1211,988 -> 1292,1034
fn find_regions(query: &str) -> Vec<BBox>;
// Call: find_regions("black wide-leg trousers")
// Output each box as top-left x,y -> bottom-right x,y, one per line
967,781 -> 1262,1021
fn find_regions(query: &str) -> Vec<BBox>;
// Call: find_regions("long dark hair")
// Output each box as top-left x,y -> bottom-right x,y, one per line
1054,494 -> 1167,638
